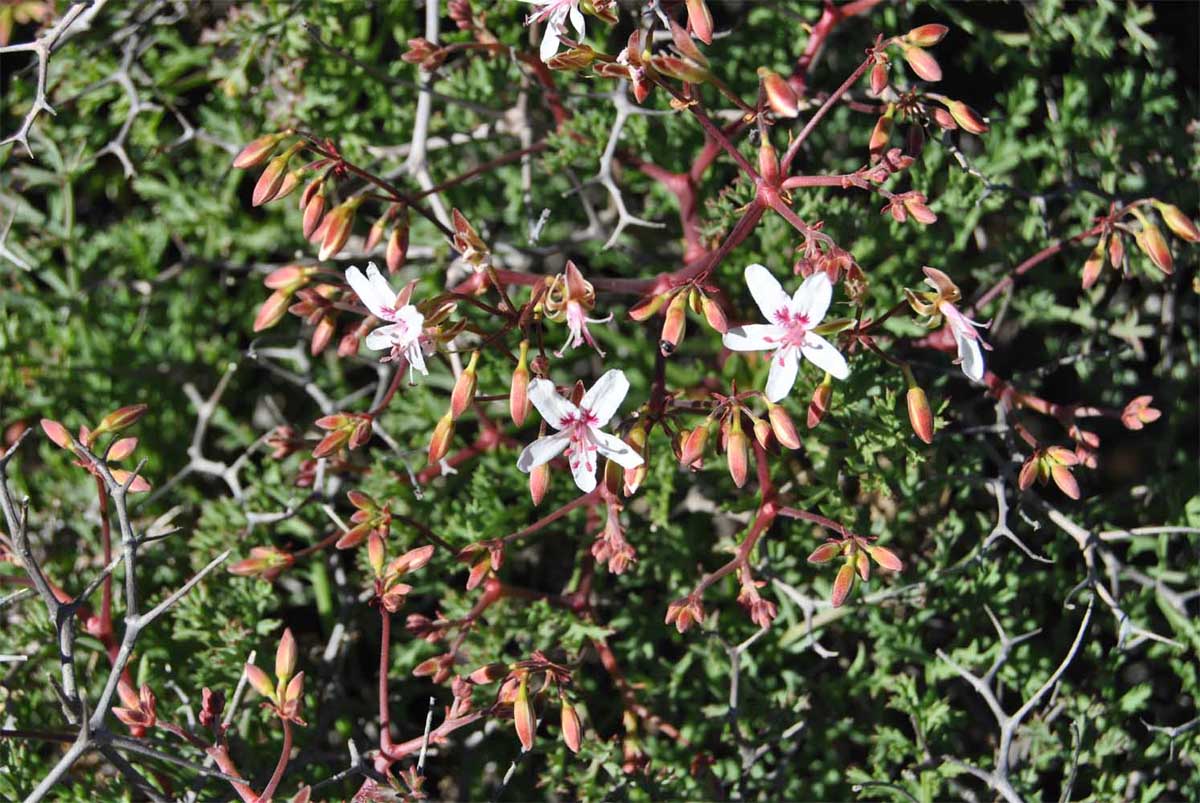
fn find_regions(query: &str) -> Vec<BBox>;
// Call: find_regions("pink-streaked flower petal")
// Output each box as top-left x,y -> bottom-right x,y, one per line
723,324 -> 781,352
765,347 -> 800,403
346,265 -> 395,319
791,271 -> 832,323
801,333 -> 850,380
568,446 -> 599,493
365,323 -> 405,351
528,378 -> 579,430
744,264 -> 791,325
593,430 -> 644,469
517,432 -> 570,472
580,369 -> 629,427
539,14 -> 563,61
568,3 -> 585,38
953,326 -> 985,381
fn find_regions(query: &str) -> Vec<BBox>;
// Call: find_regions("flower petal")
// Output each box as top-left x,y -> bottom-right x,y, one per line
801,333 -> 850,380
528,378 -> 579,430
593,430 -> 644,469
568,3 -> 585,39
792,271 -> 832,323
517,432 -> 570,472
568,446 -> 599,493
953,327 -> 985,382
346,265 -> 395,319
765,347 -> 799,403
406,342 -> 429,376
744,264 -> 791,324
723,324 -> 781,352
580,369 -> 629,427
539,19 -> 562,61
365,324 -> 404,351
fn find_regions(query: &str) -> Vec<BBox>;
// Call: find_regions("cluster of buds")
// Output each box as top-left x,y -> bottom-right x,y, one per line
595,470 -> 637,573
880,190 -> 937,226
679,391 -> 800,487
807,534 -> 903,608
542,261 -> 609,356
245,628 -> 306,725
253,265 -> 316,332
890,23 -> 948,83
229,545 -> 295,582
287,283 -> 341,355
629,282 -> 727,357
1018,443 -> 1082,500
736,566 -> 778,628
335,490 -> 391,550
461,541 -> 503,592
468,650 -> 580,753
592,31 -> 652,103
312,411 -> 373,458
40,404 -> 151,492
113,680 -> 158,738
371,543 -> 435,613
1121,395 -> 1161,431
1083,200 -> 1195,289
360,204 -> 411,275
664,595 -> 705,634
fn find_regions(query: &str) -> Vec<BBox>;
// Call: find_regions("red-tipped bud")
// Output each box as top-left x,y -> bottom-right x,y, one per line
365,215 -> 387,254
759,68 -> 798,118
831,561 -> 855,607
807,379 -> 833,429
561,702 -> 582,753
1081,238 -> 1106,290
386,222 -> 409,274
107,437 -> 138,462
264,265 -> 311,290
931,107 -> 957,130
428,412 -> 454,465
302,191 -> 326,240
110,469 -> 151,493
367,533 -> 386,578
233,132 -> 287,169
1121,395 -> 1161,430
529,462 -> 550,506
869,60 -> 888,96
869,112 -> 893,159
725,417 -> 749,488
254,289 -> 292,332
546,45 -> 598,71
510,341 -> 531,426
319,200 -> 359,261
245,663 -> 275,701
275,628 -> 297,684
866,544 -> 904,572
699,294 -> 727,333
252,147 -> 298,207
946,100 -> 988,134
514,676 -> 537,751
40,418 -> 71,450
906,385 -> 934,444
758,141 -> 779,186
660,291 -> 688,356
900,44 -> 941,82
680,424 -> 708,468
807,541 -> 841,564
751,416 -> 771,449
229,546 -> 294,582
686,0 -> 713,45
902,194 -> 937,225
1155,202 -> 1200,242
904,24 -> 948,47
96,404 -> 148,435
766,402 -> 800,449
1108,232 -> 1125,269
1135,223 -> 1173,274
629,292 -> 668,321
450,352 -> 479,420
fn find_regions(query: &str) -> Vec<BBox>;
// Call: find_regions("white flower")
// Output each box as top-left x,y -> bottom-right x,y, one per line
939,300 -> 989,382
517,369 -> 643,493
346,263 -> 428,378
722,264 -> 850,403
519,0 -> 585,62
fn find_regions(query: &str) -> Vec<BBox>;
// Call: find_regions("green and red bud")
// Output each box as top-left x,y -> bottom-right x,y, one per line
766,402 -> 800,449
725,415 -> 749,488
254,289 -> 292,332
450,351 -> 479,420
233,131 -> 290,170
900,44 -> 941,82
318,198 -> 363,261
830,561 -> 855,607
807,376 -> 833,429
1081,238 -> 1106,290
229,546 -> 294,582
869,59 -> 889,96
904,23 -> 949,47
680,423 -> 709,468
561,701 -> 582,753
759,67 -> 798,118
623,419 -> 648,495
514,675 -> 537,751
1154,201 -> 1200,242
529,461 -> 550,506
275,628 -> 297,685
903,369 -> 934,444
251,143 -> 303,207
428,412 -> 454,466
629,292 -> 668,321
946,100 -> 988,134
1134,220 -> 1173,274
685,0 -> 713,45
94,404 -> 148,437
510,341 -> 531,426
660,290 -> 688,356
758,140 -> 780,185
386,220 -> 410,273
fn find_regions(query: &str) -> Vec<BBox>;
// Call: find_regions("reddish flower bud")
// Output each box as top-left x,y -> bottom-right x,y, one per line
1081,238 -> 1106,290
107,437 -> 138,462
901,44 -> 942,82
302,190 -> 326,240
807,541 -> 841,564
699,294 -> 727,333
319,199 -> 360,261
629,292 -> 668,321
652,54 -> 711,85
725,417 -> 749,488
751,416 -> 772,450
759,68 -> 798,118
428,412 -> 454,465
902,194 -> 937,225
233,132 -> 287,169
546,45 -> 598,71
387,544 -> 435,577
906,23 -> 949,47
110,469 -> 151,493
450,352 -> 479,420
40,418 -> 72,450
275,628 -> 297,684
1108,232 -> 1125,269
367,533 -> 386,578
1018,454 -> 1039,491
946,100 -> 988,134
686,0 -> 713,45
660,291 -> 688,356
245,663 -> 275,701
1135,223 -> 1173,274
254,289 -> 292,332
96,404 -> 148,435
664,597 -> 704,633
229,546 -> 294,582
264,265 -> 310,291
561,702 -> 582,753
931,107 -> 957,130
510,341 -> 531,426
869,112 -> 893,159
386,222 -> 409,274
906,385 -> 934,444
623,421 -> 648,496
766,402 -> 800,450
1051,464 -> 1081,499
1155,201 -> 1200,242
807,379 -> 833,429
252,148 -> 295,207
680,424 -> 708,468
1121,395 -> 1161,430
514,676 -> 537,751
365,215 -> 387,254
529,462 -> 550,506
831,561 -> 855,607
866,544 -> 904,572
758,141 -> 779,186
869,60 -> 888,96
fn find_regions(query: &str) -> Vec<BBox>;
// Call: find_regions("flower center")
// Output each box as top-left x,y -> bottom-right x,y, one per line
772,307 -> 811,349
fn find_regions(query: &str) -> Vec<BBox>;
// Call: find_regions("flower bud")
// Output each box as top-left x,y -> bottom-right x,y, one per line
275,628 -> 297,684
946,100 -> 988,134
931,107 -> 957,130
229,546 -> 294,582
1154,201 -> 1200,242
652,54 -> 711,84
264,265 -> 311,290
561,702 -> 582,753
629,292 -> 668,321
869,111 -> 893,159
900,44 -> 941,82
767,402 -> 800,449
869,60 -> 888,96
680,424 -> 708,468
906,384 -> 934,444
807,541 -> 841,564
386,222 -> 409,273
902,194 -> 937,225
1081,238 -> 1106,290
759,68 -> 798,118
546,45 -> 597,71
428,412 -> 454,465
530,462 -> 550,506
758,141 -> 779,186
751,416 -> 772,449
319,198 -> 361,261
1108,232 -> 1124,269
368,532 -> 386,578
1135,223 -> 1173,274
514,675 -> 537,751
699,293 -> 727,333
96,404 -> 148,436
365,214 -> 387,253
686,0 -> 713,45
301,190 -> 326,240
233,132 -> 288,169
251,143 -> 301,207
254,289 -> 292,332
831,561 -> 855,607
904,24 -> 948,47
40,418 -> 72,450
660,291 -> 688,356
807,377 -> 833,429
450,351 -> 479,420
623,420 -> 648,495
510,341 -> 531,426
726,417 -> 749,488
107,437 -> 138,461
245,663 -> 275,701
